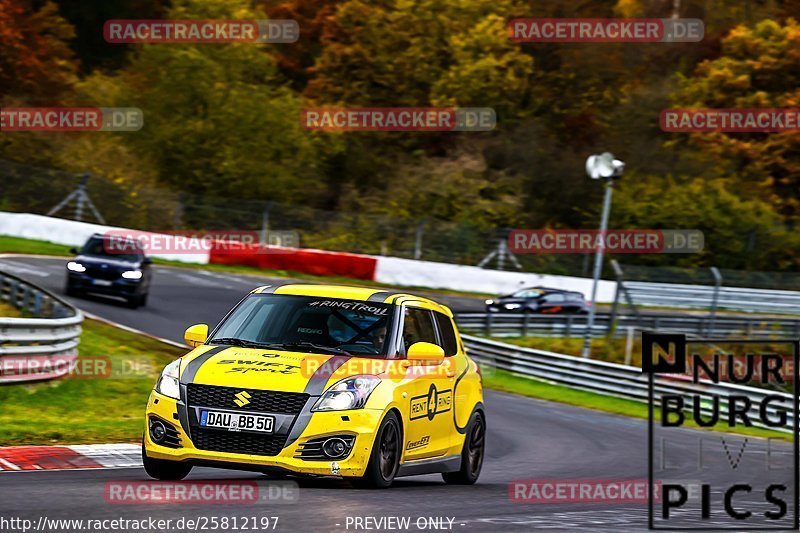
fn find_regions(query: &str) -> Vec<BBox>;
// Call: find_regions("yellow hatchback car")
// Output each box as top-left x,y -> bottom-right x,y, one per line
142,284 -> 485,488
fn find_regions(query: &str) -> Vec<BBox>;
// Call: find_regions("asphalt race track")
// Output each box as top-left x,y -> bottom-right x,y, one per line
0,256 -> 485,343
0,255 -> 794,532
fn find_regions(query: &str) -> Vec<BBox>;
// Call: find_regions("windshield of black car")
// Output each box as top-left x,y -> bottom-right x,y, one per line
80,236 -> 144,263
209,294 -> 394,356
510,289 -> 545,299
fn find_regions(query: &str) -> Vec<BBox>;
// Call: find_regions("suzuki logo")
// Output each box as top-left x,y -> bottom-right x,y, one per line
233,391 -> 251,407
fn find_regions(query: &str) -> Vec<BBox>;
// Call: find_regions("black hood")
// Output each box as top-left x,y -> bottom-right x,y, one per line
74,254 -> 142,269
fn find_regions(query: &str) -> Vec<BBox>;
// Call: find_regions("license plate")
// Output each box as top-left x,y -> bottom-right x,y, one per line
200,410 -> 274,433
93,279 -> 112,286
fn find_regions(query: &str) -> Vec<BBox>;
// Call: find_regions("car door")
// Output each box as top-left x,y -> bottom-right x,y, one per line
540,293 -> 566,314
401,305 -> 454,460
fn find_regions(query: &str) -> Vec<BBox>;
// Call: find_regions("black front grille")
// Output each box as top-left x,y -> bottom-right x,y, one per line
85,266 -> 120,281
187,384 -> 308,414
191,428 -> 287,456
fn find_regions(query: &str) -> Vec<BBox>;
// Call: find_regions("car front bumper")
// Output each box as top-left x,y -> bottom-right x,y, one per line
67,272 -> 143,296
143,391 -> 382,477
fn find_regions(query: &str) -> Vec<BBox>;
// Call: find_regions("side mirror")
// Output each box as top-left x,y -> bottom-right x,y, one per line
407,342 -> 445,364
70,248 -> 78,254
184,324 -> 208,348
142,257 -> 152,265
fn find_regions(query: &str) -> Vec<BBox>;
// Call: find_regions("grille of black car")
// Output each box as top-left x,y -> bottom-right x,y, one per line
186,384 -> 309,414
191,428 -> 288,456
85,266 -> 120,281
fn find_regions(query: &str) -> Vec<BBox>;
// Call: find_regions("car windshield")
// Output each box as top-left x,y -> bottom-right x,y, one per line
209,294 -> 395,357
510,289 -> 544,299
81,236 -> 144,262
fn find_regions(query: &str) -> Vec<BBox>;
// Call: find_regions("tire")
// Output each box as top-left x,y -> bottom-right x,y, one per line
355,411 -> 401,489
443,410 -> 485,485
139,293 -> 148,307
126,294 -> 145,309
64,283 -> 80,297
141,441 -> 192,481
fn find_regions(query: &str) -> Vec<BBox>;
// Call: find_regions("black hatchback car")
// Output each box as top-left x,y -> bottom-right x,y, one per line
65,233 -> 152,308
485,287 -> 590,314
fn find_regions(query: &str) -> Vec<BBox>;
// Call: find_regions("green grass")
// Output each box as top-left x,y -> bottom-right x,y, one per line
483,335 -> 639,366
0,319 -> 186,445
483,368 -> 791,441
0,235 -> 73,256
0,300 -> 22,317
0,316 -> 786,445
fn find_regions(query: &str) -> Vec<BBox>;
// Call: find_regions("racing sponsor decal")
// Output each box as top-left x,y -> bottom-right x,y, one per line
216,358 -> 300,375
406,435 -> 430,451
307,300 -> 388,316
410,384 -> 452,421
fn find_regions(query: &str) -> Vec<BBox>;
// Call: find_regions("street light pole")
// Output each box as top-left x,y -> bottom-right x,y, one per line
581,152 -> 625,358
581,179 -> 613,358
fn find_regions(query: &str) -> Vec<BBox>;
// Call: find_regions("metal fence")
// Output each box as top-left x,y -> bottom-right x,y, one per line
623,281 -> 800,316
455,312 -> 800,339
462,334 -> 795,433
0,270 -> 83,383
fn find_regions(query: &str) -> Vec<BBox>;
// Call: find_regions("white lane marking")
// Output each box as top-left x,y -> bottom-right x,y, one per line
0,458 -> 21,470
0,261 -> 51,277
173,271 -> 238,290
192,269 -> 263,286
67,444 -> 141,468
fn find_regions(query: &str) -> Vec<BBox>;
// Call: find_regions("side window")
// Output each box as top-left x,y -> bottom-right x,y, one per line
433,312 -> 458,356
544,293 -> 565,303
402,308 -> 436,351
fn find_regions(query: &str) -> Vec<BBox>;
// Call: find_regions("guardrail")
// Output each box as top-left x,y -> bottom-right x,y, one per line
462,334 -> 795,433
623,281 -> 800,316
455,312 -> 800,339
0,270 -> 83,383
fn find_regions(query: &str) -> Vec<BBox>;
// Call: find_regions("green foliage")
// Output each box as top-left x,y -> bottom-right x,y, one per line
671,19 -> 800,222
1,0 -> 799,273
611,176 -> 799,270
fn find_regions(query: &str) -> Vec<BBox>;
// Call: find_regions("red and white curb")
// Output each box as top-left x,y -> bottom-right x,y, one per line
0,443 -> 141,471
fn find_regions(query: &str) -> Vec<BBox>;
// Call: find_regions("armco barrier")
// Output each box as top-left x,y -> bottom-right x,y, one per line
462,334 -> 796,433
0,270 -> 83,383
624,281 -> 800,316
456,312 -> 800,339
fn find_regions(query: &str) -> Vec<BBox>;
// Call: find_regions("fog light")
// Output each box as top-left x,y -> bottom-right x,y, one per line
322,437 -> 348,458
150,420 -> 167,443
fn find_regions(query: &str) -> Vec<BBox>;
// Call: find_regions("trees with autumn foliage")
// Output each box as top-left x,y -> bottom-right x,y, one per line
1,0 -> 798,272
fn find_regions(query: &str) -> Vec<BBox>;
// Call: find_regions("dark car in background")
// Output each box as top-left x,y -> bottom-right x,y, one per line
485,287 -> 590,314
65,233 -> 152,308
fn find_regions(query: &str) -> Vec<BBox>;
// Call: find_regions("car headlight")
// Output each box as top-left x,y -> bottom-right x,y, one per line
155,359 -> 181,399
67,261 -> 86,273
505,303 -> 521,310
485,299 -> 494,305
122,270 -> 143,280
312,376 -> 381,412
